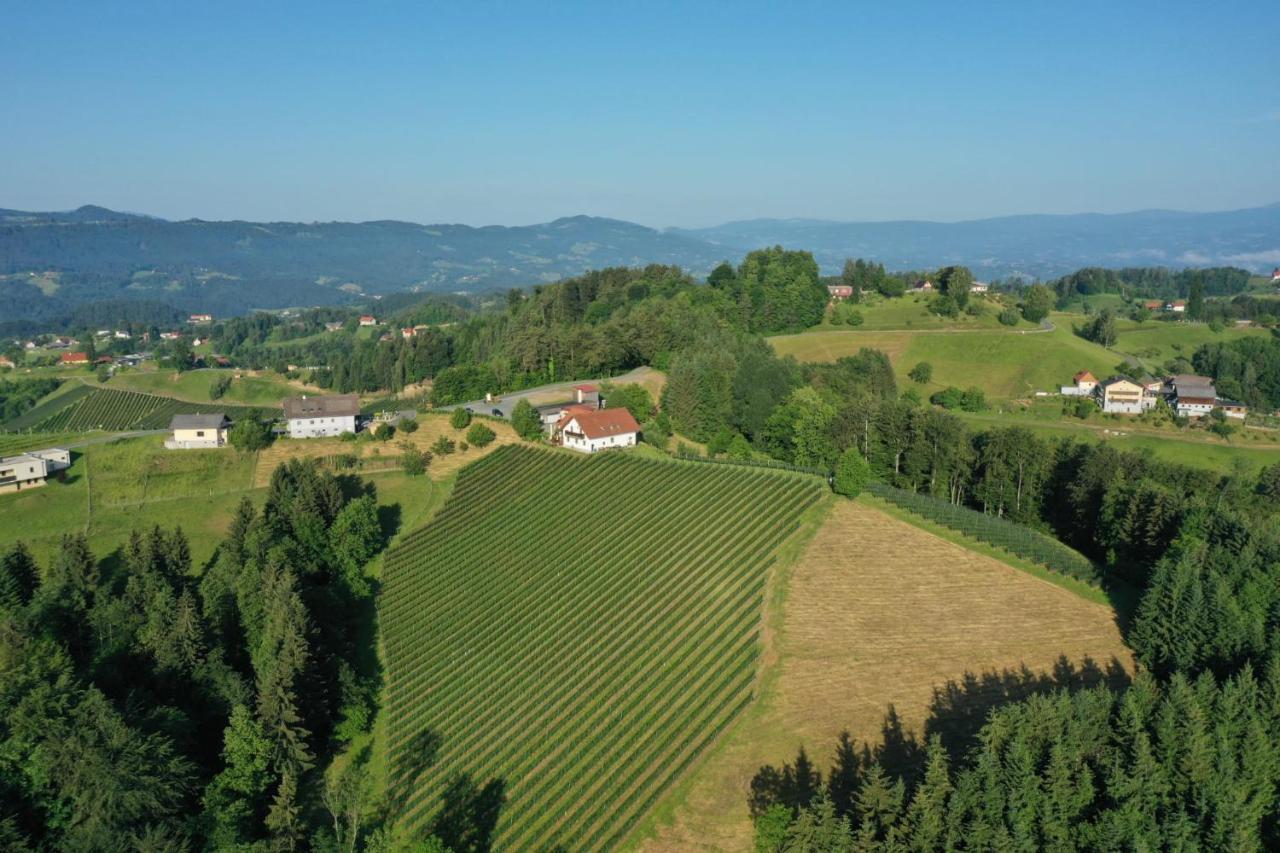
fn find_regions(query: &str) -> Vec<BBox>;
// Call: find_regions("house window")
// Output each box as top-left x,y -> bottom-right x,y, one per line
196,431 -> 205,437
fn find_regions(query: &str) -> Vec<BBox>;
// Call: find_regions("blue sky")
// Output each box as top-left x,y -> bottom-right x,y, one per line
3,1 -> 1278,227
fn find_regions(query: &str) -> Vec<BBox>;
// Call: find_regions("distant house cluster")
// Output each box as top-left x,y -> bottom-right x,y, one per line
0,448 -> 71,493
1063,370 -> 1247,419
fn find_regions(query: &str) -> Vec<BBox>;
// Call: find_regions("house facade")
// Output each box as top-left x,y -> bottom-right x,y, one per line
827,284 -> 854,299
283,394 -> 360,438
1099,377 -> 1146,414
358,315 -> 377,326
59,351 -> 89,366
166,413 -> 231,449
1061,370 -> 1098,397
560,408 -> 640,453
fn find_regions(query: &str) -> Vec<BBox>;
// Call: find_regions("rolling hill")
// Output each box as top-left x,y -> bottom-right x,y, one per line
3,202 -> 1278,324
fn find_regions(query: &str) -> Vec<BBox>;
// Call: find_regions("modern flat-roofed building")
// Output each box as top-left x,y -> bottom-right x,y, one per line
0,447 -> 71,493
166,413 -> 231,449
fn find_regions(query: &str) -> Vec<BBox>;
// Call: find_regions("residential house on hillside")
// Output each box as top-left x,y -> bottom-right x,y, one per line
1272,267 -> 1280,283
912,280 -> 934,292
325,321 -> 345,332
283,394 -> 360,438
359,315 -> 378,326
1167,374 -> 1247,419
189,313 -> 213,324
1061,370 -> 1098,397
559,408 -> 640,453
1098,377 -> 1147,414
0,356 -> 14,369
970,281 -> 989,293
165,413 -> 231,449
59,351 -> 89,366
0,448 -> 71,493
1142,300 -> 1163,311
827,284 -> 854,300
160,331 -> 182,341
1167,300 -> 1187,313
401,327 -> 416,339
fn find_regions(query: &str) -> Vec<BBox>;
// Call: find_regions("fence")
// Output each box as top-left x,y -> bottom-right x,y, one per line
866,482 -> 1101,586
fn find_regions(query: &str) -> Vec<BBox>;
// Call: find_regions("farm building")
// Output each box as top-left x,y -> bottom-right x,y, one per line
1142,300 -> 1163,311
165,413 -> 231,449
559,408 -> 640,453
827,284 -> 854,299
535,385 -> 605,432
1170,375 -> 1218,418
1061,370 -> 1098,396
59,351 -> 89,366
1098,377 -> 1147,414
1167,300 -> 1187,313
0,448 -> 71,493
283,394 -> 360,438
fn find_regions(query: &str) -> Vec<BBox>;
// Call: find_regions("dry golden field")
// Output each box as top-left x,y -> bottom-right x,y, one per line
637,500 -> 1133,851
251,415 -> 521,487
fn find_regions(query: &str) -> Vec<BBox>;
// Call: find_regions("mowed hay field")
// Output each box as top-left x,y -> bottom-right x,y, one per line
769,319 -> 1117,399
380,447 -> 829,850
252,414 -> 520,486
640,500 -> 1133,851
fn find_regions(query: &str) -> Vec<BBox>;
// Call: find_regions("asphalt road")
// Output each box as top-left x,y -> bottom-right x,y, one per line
436,367 -> 656,419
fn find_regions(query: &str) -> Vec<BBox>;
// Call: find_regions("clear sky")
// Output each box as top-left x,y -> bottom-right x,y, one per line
3,1 -> 1278,227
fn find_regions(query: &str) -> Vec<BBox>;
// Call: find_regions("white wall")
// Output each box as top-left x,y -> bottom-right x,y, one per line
288,415 -> 357,438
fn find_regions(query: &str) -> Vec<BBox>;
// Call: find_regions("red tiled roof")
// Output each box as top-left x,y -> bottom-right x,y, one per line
565,407 -> 640,440
572,383 -> 598,392
59,352 -> 89,364
1073,371 -> 1097,382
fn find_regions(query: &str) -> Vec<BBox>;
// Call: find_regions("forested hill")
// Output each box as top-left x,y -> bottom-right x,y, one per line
0,210 -> 727,322
673,202 -> 1280,281
4,202 -> 1279,323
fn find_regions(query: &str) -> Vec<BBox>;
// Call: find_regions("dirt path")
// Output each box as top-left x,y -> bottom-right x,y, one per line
637,500 -> 1132,851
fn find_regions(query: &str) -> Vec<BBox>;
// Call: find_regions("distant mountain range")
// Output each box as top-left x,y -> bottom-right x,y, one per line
2,202 -> 1278,323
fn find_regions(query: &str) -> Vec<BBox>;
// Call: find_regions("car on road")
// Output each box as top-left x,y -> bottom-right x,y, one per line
492,408 -> 504,417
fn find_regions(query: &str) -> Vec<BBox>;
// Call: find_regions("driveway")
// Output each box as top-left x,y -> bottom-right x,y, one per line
437,367 -> 657,419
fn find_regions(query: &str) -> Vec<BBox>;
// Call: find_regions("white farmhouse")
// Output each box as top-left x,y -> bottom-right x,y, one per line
1061,370 -> 1098,397
1098,377 -> 1146,414
283,394 -> 360,438
166,413 -> 231,449
559,408 -> 640,453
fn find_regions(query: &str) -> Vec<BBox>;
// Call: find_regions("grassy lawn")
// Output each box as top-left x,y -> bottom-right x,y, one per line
109,368 -> 305,406
954,409 -> 1280,474
818,293 -> 1033,332
772,316 -> 1117,400
637,499 -> 1132,851
0,432 -> 448,572
1110,320 -> 1269,367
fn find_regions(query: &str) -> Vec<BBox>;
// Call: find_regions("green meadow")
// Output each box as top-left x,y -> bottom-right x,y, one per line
108,368 -> 303,406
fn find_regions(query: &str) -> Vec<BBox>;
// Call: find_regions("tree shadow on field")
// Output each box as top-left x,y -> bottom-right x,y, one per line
749,654 -> 1131,818
389,727 -> 443,818
377,503 -> 402,548
428,772 -> 506,853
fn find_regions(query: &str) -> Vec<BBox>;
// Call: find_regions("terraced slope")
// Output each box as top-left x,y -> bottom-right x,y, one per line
381,446 -> 828,850
10,384 -> 268,431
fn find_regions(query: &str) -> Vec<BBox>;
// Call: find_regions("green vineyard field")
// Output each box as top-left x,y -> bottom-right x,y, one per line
381,446 -> 827,850
4,384 -> 269,432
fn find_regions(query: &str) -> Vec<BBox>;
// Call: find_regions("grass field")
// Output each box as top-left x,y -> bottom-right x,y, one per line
770,317 -> 1117,399
638,499 -> 1133,851
955,410 -> 1280,474
109,368 -> 314,406
1110,321 -> 1269,367
0,432 -> 443,571
380,447 -> 829,850
819,294 -> 1033,332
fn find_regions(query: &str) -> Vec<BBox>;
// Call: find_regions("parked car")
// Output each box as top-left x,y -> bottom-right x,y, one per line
492,408 -> 504,417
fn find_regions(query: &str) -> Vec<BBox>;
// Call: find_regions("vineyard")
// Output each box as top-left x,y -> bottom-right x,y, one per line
865,481 -> 1102,585
5,385 -> 269,432
381,445 -> 827,850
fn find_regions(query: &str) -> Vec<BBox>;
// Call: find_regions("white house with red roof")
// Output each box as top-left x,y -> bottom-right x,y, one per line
1061,370 -> 1098,396
1271,267 -> 1280,283
559,407 -> 640,453
359,315 -> 378,326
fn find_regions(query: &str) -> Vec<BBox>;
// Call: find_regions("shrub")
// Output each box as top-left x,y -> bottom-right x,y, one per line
466,422 -> 496,448
450,408 -> 471,430
400,442 -> 429,476
511,399 -> 542,441
998,307 -> 1020,326
929,386 -> 986,412
209,374 -> 232,400
339,430 -> 358,442
228,417 -> 273,451
431,436 -> 456,456
908,362 -> 933,384
600,383 -> 655,421
373,422 -> 395,441
833,448 -> 870,497
398,417 -> 419,434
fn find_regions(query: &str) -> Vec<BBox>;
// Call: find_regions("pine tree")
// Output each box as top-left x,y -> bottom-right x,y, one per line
0,541 -> 39,611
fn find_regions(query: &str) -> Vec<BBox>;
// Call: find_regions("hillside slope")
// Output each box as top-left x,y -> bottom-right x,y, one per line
380,447 -> 828,850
